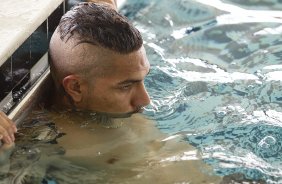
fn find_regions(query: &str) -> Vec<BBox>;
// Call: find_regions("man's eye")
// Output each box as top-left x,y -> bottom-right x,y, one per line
120,84 -> 132,90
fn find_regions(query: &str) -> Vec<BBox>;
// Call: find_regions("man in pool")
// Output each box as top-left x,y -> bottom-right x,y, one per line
0,0 -> 149,147
0,1 -> 222,183
49,1 -> 150,119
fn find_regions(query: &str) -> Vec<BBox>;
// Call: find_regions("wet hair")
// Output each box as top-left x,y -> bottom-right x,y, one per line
57,2 -> 143,53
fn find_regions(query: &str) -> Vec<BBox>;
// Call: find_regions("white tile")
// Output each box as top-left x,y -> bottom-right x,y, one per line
0,0 -> 64,65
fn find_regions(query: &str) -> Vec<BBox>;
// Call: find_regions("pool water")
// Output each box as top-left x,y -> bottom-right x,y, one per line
2,0 -> 282,183
120,0 -> 282,183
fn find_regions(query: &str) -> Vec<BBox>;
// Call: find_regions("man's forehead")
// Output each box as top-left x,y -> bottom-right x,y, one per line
107,47 -> 150,72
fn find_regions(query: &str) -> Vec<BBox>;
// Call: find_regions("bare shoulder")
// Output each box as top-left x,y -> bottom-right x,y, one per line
127,113 -> 155,125
123,113 -> 165,138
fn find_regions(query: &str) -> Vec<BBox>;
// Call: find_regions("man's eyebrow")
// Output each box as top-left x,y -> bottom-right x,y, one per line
117,79 -> 142,85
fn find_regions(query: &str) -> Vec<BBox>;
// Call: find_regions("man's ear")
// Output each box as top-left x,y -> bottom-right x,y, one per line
62,75 -> 84,103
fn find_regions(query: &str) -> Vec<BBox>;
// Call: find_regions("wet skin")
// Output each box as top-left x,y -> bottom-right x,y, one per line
51,39 -> 151,115
80,45 -> 151,114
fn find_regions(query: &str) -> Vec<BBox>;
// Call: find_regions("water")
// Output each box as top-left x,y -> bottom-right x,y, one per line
2,0 -> 282,183
119,0 -> 282,183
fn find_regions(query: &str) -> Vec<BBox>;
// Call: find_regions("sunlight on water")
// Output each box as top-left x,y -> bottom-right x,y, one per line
196,0 -> 282,18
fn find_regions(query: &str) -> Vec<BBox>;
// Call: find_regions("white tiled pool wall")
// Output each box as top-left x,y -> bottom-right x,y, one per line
0,1 -> 65,115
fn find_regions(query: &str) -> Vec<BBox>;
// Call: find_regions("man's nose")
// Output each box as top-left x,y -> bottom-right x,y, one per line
132,83 -> 150,108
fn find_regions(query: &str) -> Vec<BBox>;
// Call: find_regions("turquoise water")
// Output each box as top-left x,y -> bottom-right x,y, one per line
121,0 -> 282,183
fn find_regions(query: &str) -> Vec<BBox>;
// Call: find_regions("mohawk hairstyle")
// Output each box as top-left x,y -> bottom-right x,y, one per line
57,2 -> 143,54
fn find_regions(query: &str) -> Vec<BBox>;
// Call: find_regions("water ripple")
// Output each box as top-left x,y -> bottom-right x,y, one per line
125,0 -> 282,182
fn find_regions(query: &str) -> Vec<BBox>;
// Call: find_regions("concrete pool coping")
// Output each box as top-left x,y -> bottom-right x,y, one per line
0,0 -> 64,66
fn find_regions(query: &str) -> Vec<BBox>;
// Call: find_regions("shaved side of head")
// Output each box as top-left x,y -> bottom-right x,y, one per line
49,2 -> 143,90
